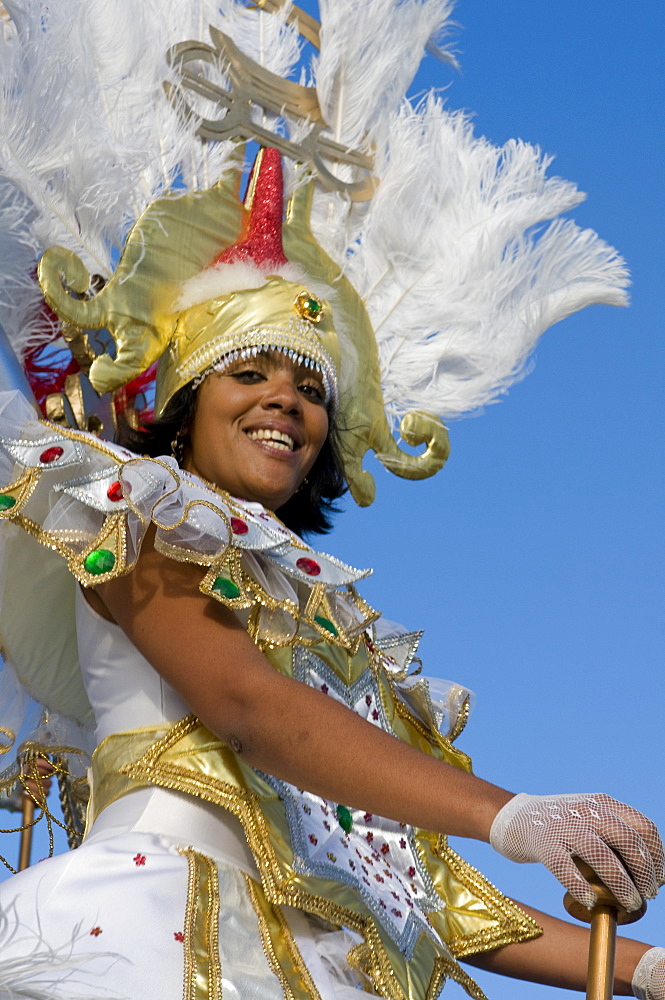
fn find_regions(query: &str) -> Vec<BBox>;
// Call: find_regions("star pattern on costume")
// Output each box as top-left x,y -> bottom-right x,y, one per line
258,647 -> 444,960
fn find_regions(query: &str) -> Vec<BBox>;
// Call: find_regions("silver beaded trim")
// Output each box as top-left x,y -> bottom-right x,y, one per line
181,322 -> 338,410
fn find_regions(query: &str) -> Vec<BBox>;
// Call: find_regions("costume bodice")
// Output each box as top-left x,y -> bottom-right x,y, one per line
75,585 -> 259,874
75,586 -> 190,745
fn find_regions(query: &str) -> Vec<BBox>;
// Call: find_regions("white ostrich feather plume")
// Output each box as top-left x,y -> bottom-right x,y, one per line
0,0 -> 629,424
336,98 -> 629,421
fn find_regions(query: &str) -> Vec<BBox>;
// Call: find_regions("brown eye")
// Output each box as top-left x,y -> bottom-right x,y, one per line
228,368 -> 265,383
299,381 -> 325,404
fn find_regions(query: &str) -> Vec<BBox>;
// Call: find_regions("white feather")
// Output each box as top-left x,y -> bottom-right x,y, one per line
0,904 -> 122,999
0,0 -> 629,426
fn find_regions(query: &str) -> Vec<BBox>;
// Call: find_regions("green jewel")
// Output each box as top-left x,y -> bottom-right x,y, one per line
314,615 -> 338,637
336,804 -> 353,834
294,290 -> 324,324
212,576 -> 240,600
0,495 -> 16,511
83,548 -> 116,576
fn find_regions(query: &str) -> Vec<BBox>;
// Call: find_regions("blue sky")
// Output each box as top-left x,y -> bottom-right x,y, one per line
2,3 -> 663,998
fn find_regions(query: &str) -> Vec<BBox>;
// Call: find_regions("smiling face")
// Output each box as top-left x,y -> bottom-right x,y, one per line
183,351 -> 330,510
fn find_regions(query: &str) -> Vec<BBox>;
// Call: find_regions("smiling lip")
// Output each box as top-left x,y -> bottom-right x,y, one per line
244,424 -> 301,454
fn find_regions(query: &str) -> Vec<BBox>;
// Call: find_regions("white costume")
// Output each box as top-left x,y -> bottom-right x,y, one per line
0,390 -> 539,999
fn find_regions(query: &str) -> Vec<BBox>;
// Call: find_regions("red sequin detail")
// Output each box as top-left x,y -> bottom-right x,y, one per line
230,516 -> 248,535
133,853 -> 146,866
320,683 -> 329,694
174,931 -> 184,942
407,866 -> 416,877
391,908 -> 403,918
381,843 -> 390,854
40,446 -> 63,464
399,838 -> 407,849
296,557 -> 321,576
365,695 -> 372,706
371,709 -> 379,721
107,480 -> 124,502
90,926 -> 102,936
213,149 -> 288,269
363,813 -> 373,823
308,834 -> 318,845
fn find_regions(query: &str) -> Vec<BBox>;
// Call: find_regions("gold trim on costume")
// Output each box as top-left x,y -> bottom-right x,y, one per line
244,873 -> 324,1000
88,711 -> 539,1000
180,848 -> 222,1000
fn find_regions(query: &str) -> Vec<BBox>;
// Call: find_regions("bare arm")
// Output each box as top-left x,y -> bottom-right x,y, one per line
96,533 -> 513,842
463,903 -> 650,995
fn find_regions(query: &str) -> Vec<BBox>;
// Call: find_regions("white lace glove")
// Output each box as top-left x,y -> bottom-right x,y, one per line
490,792 -> 665,911
633,947 -> 665,999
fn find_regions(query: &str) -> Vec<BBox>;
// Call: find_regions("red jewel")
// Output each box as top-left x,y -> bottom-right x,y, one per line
364,813 -> 373,823
296,557 -> 321,576
381,843 -> 390,854
366,832 -> 374,842
40,446 -> 63,464
230,516 -> 248,535
90,926 -> 103,936
106,480 -> 124,502
133,853 -> 147,866
371,709 -> 379,721
365,695 -> 372,706
308,834 -> 318,845
174,931 -> 184,942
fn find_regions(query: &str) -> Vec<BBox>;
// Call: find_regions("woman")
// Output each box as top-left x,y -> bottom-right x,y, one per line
0,2 -> 663,996
0,287 -> 664,996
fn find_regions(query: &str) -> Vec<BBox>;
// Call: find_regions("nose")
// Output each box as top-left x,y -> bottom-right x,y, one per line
260,369 -> 303,414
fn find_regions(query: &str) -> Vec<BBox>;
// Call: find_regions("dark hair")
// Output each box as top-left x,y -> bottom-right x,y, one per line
116,381 -> 346,537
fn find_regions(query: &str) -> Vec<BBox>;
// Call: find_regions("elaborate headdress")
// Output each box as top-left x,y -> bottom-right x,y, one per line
0,0 -> 628,507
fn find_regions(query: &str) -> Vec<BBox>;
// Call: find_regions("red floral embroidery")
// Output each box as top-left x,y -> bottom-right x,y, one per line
399,838 -> 407,849
407,866 -> 416,877
133,853 -> 147,866
380,843 -> 390,854
174,931 -> 184,942
90,926 -> 102,936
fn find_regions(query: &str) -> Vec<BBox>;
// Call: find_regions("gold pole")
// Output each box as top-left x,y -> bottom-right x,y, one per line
564,858 -> 646,1000
18,792 -> 34,872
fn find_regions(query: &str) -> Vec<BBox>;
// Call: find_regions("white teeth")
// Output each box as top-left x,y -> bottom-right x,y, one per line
247,429 -> 296,451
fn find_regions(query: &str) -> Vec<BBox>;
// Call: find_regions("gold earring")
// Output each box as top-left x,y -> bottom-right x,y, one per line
171,428 -> 188,466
